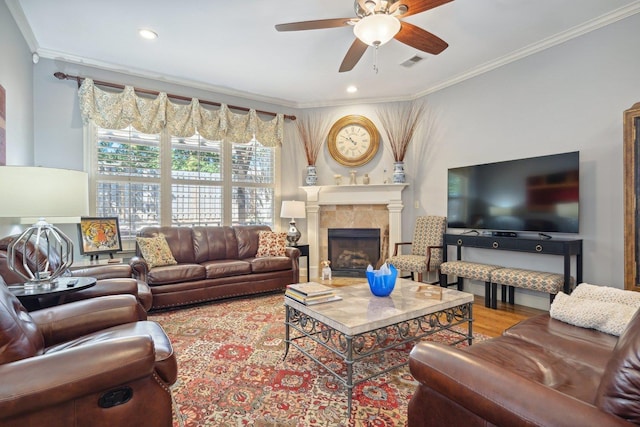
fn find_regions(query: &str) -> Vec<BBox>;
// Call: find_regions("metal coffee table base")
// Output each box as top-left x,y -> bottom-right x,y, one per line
283,302 -> 473,416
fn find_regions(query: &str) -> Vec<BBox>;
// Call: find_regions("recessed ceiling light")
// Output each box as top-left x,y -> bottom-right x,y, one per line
347,85 -> 358,93
138,28 -> 158,40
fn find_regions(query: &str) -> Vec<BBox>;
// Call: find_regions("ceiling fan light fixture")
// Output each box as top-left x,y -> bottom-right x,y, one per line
138,28 -> 158,40
353,14 -> 400,47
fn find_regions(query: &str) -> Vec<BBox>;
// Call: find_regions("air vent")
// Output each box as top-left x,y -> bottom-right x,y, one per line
400,55 -> 424,68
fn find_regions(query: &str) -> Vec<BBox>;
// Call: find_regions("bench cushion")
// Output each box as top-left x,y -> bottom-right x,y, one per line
440,261 -> 502,282
387,254 -> 430,273
492,268 -> 574,294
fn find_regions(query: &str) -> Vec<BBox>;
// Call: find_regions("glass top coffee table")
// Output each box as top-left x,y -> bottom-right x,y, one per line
283,278 -> 474,416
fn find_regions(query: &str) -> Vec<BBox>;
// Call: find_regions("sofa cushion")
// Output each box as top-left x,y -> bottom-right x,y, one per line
202,260 -> 251,279
256,231 -> 287,257
137,235 -> 178,269
236,226 -> 272,259
137,226 -> 196,263
595,309 -> 640,423
465,335 -> 605,403
192,226 -> 238,263
147,264 -> 206,286
503,314 -> 617,370
250,256 -> 292,273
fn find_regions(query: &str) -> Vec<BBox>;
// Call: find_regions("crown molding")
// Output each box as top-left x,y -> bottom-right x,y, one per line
35,47 -> 301,110
413,1 -> 640,98
6,0 -> 39,52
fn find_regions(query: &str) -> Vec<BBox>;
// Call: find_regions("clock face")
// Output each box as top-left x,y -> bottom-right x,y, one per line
328,115 -> 379,167
336,125 -> 371,159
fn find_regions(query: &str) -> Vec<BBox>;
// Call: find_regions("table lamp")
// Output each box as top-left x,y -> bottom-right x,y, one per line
0,166 -> 89,288
280,200 -> 305,246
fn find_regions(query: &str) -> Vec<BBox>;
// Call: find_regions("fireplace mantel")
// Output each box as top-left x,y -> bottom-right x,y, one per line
301,184 -> 408,279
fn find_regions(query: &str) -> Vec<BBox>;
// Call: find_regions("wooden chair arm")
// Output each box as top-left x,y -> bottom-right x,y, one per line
425,245 -> 443,271
393,242 -> 412,256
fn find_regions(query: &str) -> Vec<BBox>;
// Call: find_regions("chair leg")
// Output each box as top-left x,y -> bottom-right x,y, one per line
417,272 -> 423,282
508,286 -> 515,304
501,285 -> 507,302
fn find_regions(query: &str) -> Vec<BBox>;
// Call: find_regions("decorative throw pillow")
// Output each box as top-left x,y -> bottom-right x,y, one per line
136,235 -> 178,269
256,231 -> 287,257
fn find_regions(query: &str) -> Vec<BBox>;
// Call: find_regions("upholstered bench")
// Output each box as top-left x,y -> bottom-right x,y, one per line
439,261 -> 503,308
491,267 -> 575,307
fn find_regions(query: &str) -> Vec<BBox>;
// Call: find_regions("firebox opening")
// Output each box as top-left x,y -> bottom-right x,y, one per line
327,228 -> 381,277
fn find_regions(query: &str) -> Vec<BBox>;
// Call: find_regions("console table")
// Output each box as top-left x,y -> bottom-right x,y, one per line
443,234 -> 582,294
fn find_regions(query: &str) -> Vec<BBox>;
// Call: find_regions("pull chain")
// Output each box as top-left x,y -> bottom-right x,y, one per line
373,42 -> 380,74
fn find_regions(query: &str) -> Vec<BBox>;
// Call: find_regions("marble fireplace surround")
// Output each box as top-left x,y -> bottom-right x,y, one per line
301,184 -> 408,280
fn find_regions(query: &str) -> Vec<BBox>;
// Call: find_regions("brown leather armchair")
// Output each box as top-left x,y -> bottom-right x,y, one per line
0,276 -> 177,427
0,235 -> 152,315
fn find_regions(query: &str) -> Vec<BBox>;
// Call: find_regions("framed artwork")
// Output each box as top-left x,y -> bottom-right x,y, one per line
0,84 -> 6,165
77,217 -> 123,256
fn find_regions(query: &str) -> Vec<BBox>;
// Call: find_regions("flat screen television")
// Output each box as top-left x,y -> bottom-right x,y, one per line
447,152 -> 579,234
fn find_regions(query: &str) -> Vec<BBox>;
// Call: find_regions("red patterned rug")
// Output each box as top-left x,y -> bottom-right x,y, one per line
150,292 -> 487,427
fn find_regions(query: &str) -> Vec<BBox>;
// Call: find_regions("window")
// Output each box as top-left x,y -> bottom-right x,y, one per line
232,140 -> 275,225
90,125 -> 277,241
171,133 -> 223,227
94,127 -> 161,240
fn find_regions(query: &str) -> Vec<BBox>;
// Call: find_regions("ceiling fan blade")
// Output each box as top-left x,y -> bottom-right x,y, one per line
393,0 -> 453,18
395,21 -> 448,55
339,39 -> 369,72
275,18 -> 355,32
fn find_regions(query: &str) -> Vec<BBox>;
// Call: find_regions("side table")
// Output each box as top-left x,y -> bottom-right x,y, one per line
70,258 -> 124,271
290,244 -> 309,282
8,276 -> 97,311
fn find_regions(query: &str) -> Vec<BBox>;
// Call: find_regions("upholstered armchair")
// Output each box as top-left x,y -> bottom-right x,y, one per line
0,276 -> 177,427
386,216 -> 446,283
0,235 -> 152,315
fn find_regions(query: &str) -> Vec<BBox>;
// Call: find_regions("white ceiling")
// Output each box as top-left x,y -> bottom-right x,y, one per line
8,0 -> 640,108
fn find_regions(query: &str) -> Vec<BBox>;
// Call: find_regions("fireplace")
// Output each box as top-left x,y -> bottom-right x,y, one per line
328,228 -> 380,277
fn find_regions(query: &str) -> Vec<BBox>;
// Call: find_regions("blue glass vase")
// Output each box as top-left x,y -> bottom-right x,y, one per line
366,265 -> 398,297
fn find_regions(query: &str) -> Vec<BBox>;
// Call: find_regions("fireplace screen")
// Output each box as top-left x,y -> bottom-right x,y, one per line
328,228 -> 381,277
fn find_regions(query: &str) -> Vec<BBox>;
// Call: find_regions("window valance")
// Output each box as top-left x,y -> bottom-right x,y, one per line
78,78 -> 284,146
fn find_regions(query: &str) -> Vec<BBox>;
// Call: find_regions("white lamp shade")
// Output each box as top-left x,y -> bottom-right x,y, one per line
0,166 -> 89,221
280,200 -> 306,219
353,14 -> 401,46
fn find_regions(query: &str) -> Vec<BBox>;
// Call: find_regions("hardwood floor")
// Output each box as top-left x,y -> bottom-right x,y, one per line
472,295 -> 546,337
313,276 -> 547,338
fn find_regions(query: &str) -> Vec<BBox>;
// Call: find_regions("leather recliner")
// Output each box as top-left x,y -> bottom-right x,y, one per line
0,234 -> 152,316
0,276 -> 177,427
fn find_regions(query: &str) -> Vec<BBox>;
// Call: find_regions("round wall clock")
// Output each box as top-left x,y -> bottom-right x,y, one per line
327,115 -> 379,167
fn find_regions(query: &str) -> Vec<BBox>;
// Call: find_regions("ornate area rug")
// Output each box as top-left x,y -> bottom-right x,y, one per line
150,292 -> 487,427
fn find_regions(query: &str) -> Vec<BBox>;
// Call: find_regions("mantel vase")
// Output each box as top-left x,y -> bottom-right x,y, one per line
305,165 -> 318,186
392,161 -> 406,183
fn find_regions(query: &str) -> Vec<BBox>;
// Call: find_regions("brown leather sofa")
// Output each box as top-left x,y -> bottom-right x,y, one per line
0,235 -> 152,315
0,276 -> 177,427
131,225 -> 300,310
408,312 -> 640,426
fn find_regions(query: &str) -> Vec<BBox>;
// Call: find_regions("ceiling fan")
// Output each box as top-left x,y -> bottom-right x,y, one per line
275,0 -> 453,72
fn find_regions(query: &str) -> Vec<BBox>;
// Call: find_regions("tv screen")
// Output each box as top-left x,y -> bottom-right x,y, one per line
447,152 -> 579,233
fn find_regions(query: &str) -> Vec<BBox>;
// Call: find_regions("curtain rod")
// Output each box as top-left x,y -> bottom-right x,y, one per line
53,72 -> 296,121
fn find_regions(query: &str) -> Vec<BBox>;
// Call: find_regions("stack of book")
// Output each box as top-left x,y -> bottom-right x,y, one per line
285,282 -> 342,305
